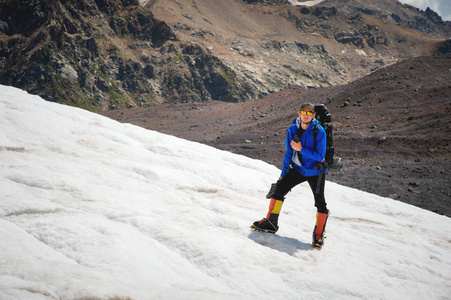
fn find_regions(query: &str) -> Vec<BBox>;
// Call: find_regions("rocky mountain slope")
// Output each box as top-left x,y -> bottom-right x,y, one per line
317,0 -> 451,36
101,53 -> 451,217
0,0 -> 449,110
0,0 -> 254,110
146,0 -> 449,97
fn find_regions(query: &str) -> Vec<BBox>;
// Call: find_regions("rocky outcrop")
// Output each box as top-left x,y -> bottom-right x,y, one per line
334,25 -> 388,49
0,0 -> 254,110
160,43 -> 255,103
241,0 -> 290,5
299,6 -> 338,19
318,0 -> 451,38
435,39 -> 451,55
0,0 -> 175,110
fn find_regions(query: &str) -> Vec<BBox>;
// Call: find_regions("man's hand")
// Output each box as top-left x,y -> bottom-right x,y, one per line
291,140 -> 303,152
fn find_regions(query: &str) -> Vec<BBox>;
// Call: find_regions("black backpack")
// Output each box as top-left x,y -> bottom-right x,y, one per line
313,104 -> 342,174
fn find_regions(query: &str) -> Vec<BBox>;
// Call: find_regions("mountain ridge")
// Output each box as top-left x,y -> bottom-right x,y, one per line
0,0 -> 449,110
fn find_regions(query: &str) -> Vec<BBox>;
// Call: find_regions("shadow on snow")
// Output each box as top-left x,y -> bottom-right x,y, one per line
248,231 -> 315,255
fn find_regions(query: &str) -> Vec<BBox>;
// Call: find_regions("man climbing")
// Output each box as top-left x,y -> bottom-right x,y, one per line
251,102 -> 329,248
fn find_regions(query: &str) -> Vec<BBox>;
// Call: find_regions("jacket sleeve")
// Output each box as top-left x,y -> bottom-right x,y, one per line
281,130 -> 294,177
300,126 -> 326,162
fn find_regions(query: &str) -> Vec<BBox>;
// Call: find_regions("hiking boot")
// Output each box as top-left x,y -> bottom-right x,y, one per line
312,232 -> 325,248
251,218 -> 278,233
312,210 -> 329,248
251,198 -> 283,233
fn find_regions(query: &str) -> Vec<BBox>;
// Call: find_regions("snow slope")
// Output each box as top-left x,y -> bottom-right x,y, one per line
0,85 -> 450,299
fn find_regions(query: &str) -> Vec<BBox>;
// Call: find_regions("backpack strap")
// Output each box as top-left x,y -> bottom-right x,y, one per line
312,123 -> 323,195
313,123 -> 319,151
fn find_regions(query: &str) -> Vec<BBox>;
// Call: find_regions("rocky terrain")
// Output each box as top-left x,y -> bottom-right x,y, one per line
101,53 -> 451,217
146,0 -> 449,96
1,0 -> 449,110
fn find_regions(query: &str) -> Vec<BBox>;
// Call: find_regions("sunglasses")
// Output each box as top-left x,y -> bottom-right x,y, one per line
300,110 -> 314,116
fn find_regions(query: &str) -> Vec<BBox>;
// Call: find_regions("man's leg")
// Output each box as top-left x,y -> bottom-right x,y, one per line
252,169 -> 305,232
308,174 -> 329,247
307,173 -> 328,213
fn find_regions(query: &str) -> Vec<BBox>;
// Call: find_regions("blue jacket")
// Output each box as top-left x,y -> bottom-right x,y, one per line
280,117 -> 327,177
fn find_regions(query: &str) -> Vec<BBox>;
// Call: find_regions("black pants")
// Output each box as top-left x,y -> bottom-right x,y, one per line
272,168 -> 328,213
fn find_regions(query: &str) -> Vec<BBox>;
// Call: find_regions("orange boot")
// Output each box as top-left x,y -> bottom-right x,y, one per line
251,198 -> 283,233
313,210 -> 329,248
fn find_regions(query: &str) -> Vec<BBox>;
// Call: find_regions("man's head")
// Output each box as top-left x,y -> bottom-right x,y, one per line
300,103 -> 315,113
298,103 -> 316,123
